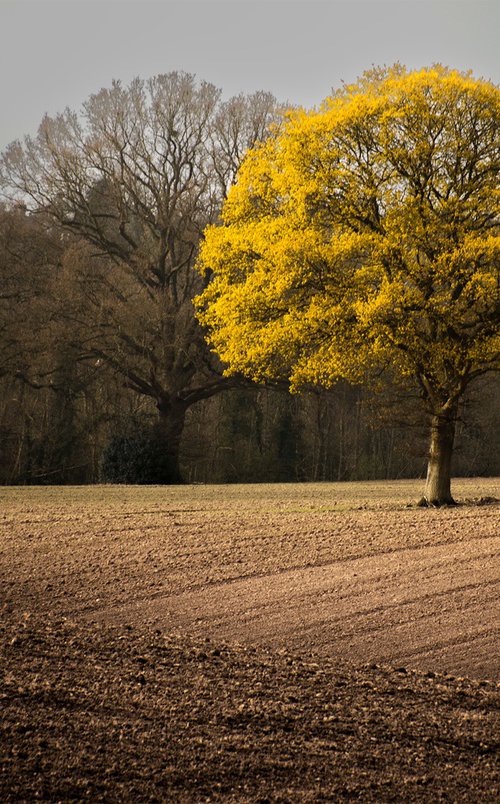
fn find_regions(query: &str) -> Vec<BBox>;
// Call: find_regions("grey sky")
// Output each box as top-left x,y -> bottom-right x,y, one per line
0,0 -> 498,152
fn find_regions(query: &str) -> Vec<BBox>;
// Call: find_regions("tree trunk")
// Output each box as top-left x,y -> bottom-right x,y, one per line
157,398 -> 188,484
421,407 -> 458,506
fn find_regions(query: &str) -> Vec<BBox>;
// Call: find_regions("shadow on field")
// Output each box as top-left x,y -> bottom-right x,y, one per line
1,611 -> 499,802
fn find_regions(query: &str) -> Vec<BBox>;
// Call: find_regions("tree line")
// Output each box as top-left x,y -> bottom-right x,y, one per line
0,70 -> 498,488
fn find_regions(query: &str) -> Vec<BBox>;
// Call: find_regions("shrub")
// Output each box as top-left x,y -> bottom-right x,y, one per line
100,427 -> 172,484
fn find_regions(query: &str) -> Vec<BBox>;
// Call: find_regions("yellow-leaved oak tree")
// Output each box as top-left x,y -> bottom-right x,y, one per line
196,66 -> 499,505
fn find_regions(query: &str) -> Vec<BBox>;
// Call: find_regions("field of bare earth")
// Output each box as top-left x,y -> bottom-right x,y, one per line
1,478 -> 499,801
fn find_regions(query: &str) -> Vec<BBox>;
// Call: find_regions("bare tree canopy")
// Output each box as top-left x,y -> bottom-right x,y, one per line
0,72 -> 284,481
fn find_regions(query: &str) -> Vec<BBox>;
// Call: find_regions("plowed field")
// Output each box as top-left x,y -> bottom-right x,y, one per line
1,479 -> 499,801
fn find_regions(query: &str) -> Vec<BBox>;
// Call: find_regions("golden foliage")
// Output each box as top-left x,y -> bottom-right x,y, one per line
196,66 -> 499,408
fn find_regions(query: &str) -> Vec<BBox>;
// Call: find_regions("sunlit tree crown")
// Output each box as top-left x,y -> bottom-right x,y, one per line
196,66 -> 499,410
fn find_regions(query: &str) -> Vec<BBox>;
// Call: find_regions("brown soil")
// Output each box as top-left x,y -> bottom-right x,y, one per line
1,479 -> 499,801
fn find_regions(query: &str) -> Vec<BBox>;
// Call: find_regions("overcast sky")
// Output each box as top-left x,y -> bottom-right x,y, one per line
0,0 -> 498,152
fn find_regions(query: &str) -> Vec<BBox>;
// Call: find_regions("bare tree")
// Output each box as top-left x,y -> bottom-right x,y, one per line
0,73 -> 283,480
210,90 -> 284,196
